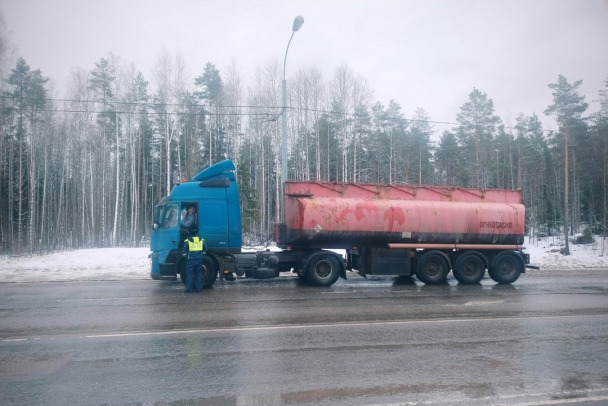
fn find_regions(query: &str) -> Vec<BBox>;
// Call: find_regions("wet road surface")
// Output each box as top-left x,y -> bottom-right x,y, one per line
1,270 -> 608,405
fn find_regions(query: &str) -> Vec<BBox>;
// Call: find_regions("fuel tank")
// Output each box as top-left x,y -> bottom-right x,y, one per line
280,181 -> 525,248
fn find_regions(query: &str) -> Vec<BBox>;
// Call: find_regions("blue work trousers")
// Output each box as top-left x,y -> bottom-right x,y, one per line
185,256 -> 203,292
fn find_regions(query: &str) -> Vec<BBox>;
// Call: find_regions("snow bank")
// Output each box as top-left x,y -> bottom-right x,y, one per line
0,237 -> 606,283
0,248 -> 150,283
524,236 -> 608,270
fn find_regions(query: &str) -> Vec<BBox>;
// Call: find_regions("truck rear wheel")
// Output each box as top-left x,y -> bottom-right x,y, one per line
305,254 -> 340,287
415,251 -> 449,285
453,252 -> 486,284
489,252 -> 523,284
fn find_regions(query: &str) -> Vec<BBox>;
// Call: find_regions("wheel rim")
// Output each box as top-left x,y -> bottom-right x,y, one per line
314,259 -> 333,279
462,257 -> 484,277
495,258 -> 517,279
424,259 -> 443,277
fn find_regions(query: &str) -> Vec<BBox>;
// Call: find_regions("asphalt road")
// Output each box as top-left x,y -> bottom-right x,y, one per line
1,271 -> 608,406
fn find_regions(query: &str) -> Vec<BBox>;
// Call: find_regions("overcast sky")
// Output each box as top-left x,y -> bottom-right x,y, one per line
2,0 -> 607,134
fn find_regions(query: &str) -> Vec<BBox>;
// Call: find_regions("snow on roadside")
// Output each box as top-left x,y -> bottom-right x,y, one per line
0,248 -> 151,283
524,236 -> 608,270
0,237 -> 606,283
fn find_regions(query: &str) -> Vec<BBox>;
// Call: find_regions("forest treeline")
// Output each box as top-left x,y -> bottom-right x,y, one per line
0,46 -> 607,255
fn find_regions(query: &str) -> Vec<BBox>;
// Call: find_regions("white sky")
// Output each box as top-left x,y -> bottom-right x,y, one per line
2,0 -> 608,134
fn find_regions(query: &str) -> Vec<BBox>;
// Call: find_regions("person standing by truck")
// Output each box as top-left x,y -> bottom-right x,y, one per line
181,235 -> 205,292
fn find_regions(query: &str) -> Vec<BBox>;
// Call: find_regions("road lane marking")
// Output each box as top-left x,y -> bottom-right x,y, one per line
463,300 -> 504,306
444,300 -> 505,306
509,395 -> 608,405
3,313 -> 606,342
79,313 -> 608,339
361,387 -> 608,405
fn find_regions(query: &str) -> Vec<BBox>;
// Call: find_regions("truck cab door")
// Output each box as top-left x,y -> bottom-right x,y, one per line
155,202 -> 181,253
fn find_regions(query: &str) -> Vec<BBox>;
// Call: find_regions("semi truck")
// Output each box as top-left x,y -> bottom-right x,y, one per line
150,159 -> 537,287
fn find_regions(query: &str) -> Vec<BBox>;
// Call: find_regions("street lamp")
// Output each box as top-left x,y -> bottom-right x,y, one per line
281,16 -> 304,221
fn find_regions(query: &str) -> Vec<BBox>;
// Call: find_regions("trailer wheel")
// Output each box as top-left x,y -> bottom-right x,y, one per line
489,252 -> 524,284
453,252 -> 486,284
306,254 -> 340,287
415,251 -> 450,285
179,256 -> 218,288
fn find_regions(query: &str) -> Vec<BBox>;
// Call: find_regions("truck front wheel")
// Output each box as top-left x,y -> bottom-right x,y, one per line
305,254 -> 340,287
202,256 -> 218,288
179,256 -> 218,288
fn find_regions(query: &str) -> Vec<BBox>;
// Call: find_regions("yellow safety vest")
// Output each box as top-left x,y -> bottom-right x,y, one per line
186,237 -> 204,251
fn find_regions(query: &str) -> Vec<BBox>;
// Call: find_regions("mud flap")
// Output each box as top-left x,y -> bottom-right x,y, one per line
159,262 -> 178,280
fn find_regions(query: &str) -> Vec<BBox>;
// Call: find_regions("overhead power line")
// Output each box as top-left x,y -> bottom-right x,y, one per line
0,94 -> 556,133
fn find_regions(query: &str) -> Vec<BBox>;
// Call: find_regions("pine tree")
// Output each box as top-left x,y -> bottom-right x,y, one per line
544,75 -> 589,255
456,88 -> 501,187
435,130 -> 464,186
3,58 -> 48,253
194,62 -> 225,166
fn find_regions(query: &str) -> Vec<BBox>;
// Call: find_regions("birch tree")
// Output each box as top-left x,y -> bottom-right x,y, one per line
152,50 -> 187,196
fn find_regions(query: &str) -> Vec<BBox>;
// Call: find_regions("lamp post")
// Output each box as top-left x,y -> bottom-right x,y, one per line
281,16 -> 304,221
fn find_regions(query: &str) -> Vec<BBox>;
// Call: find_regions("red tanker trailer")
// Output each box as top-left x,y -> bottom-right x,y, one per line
272,180 -> 533,285
150,160 -> 536,287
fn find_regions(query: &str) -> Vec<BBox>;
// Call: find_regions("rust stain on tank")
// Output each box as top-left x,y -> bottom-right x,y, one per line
354,205 -> 366,221
335,207 -> 351,223
392,207 -> 405,225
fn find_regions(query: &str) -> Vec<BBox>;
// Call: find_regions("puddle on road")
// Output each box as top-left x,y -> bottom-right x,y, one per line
279,382 -> 495,403
0,352 -> 75,380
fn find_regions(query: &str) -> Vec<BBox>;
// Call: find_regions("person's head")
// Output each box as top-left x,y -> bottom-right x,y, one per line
187,206 -> 195,214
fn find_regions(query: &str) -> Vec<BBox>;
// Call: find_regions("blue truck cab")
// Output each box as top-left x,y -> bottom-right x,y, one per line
150,160 -> 242,285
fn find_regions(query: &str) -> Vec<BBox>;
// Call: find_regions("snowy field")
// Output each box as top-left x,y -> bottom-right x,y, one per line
0,237 -> 606,283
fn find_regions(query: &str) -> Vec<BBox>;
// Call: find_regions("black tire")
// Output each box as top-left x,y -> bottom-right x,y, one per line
415,251 -> 450,285
305,254 -> 341,287
179,261 -> 186,284
489,252 -> 524,284
453,252 -> 486,284
179,256 -> 218,288
202,256 -> 218,288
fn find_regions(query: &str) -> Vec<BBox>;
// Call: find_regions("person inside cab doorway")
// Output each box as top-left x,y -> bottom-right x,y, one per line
182,235 -> 205,292
179,205 -> 198,245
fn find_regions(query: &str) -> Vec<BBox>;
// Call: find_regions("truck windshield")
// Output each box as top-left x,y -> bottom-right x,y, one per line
158,203 -> 179,230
